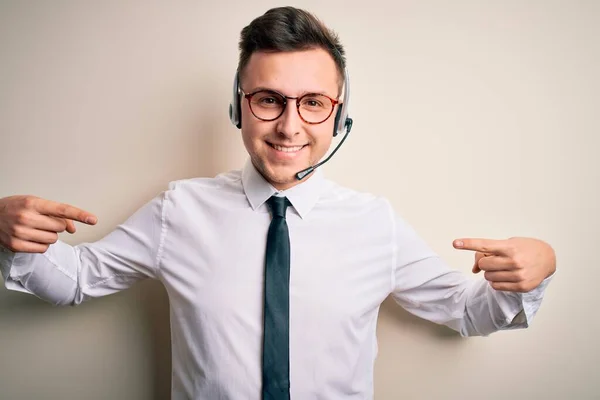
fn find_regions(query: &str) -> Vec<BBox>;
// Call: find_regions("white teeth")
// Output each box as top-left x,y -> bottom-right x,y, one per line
272,144 -> 304,152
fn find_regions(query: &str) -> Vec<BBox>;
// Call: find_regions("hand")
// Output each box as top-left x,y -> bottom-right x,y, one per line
452,237 -> 556,292
0,195 -> 98,253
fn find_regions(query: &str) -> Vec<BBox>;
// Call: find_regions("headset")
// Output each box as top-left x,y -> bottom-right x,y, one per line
228,64 -> 354,180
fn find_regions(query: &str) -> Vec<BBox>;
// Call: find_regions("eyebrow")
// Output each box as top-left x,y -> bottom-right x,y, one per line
245,86 -> 333,97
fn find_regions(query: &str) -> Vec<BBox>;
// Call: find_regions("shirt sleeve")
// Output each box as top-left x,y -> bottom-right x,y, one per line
0,191 -> 167,306
390,214 -> 554,337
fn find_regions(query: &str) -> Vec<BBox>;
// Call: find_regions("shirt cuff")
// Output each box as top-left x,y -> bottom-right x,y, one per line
0,245 -> 15,277
0,246 -> 38,294
502,271 -> 555,328
519,271 -> 555,326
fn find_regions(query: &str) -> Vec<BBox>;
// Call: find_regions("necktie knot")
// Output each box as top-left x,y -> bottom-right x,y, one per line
267,196 -> 289,219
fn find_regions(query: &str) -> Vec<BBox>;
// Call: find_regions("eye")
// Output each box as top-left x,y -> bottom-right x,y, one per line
301,95 -> 329,109
303,98 -> 320,107
260,97 -> 278,105
252,91 -> 285,108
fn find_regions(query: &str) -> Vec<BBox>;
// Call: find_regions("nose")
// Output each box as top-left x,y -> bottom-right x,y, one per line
276,100 -> 302,139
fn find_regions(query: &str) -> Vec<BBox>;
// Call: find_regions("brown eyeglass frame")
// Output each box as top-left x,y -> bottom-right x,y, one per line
239,88 -> 340,125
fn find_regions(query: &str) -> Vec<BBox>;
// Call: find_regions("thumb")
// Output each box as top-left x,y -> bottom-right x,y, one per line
472,251 -> 486,274
65,219 -> 77,234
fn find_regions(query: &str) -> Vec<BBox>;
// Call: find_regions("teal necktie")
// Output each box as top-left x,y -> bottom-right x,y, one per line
262,196 -> 291,400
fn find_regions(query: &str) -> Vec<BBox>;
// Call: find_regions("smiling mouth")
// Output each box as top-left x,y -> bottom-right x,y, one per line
267,142 -> 307,153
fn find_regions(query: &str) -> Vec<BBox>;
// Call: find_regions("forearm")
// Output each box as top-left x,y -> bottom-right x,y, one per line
392,211 -> 554,336
392,254 -> 554,337
432,270 -> 554,337
0,176 -> 172,312
457,278 -> 525,336
462,273 -> 554,336
1,194 -> 165,305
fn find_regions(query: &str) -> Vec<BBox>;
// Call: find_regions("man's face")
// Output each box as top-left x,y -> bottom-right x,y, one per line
239,48 -> 340,190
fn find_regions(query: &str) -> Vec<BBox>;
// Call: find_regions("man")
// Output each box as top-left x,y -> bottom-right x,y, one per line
0,6 -> 555,400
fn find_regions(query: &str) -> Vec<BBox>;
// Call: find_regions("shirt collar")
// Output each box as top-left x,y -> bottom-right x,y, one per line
241,158 -> 326,219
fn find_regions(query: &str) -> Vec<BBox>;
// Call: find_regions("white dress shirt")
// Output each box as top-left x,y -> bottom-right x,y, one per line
0,159 -> 552,399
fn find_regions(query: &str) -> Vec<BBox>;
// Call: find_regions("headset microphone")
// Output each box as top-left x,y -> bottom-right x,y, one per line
294,66 -> 352,181
295,117 -> 353,180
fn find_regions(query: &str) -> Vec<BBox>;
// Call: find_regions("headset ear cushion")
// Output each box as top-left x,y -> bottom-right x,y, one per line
229,72 -> 243,129
236,96 -> 242,129
333,106 -> 343,137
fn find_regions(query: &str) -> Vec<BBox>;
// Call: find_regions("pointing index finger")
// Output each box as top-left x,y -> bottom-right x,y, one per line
34,199 -> 97,225
453,238 -> 512,256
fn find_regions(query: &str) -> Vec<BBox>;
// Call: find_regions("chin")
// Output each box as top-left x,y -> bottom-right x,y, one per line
267,168 -> 298,184
252,152 -> 314,187
263,164 -> 303,188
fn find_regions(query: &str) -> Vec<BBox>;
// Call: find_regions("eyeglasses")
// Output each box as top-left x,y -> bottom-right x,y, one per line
239,88 -> 340,125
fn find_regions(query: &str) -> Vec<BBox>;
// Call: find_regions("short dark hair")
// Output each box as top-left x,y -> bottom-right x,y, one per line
237,6 -> 346,89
